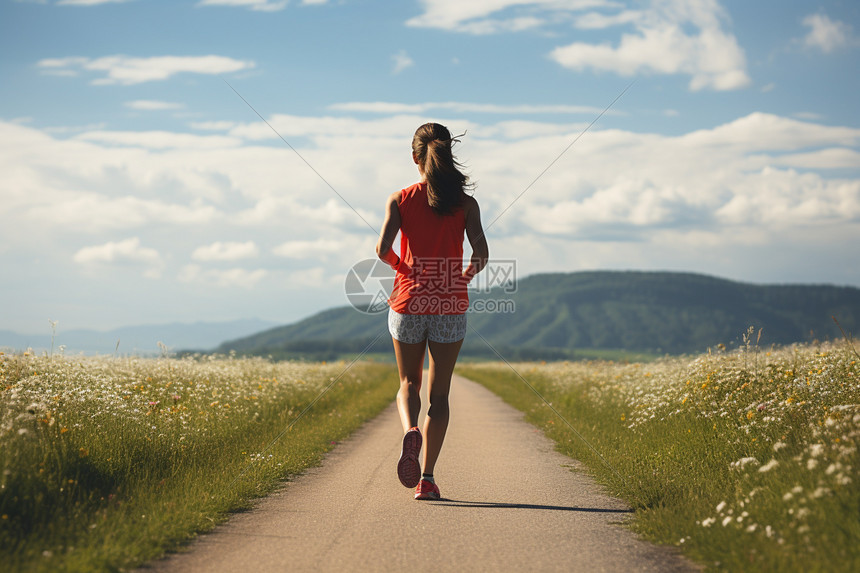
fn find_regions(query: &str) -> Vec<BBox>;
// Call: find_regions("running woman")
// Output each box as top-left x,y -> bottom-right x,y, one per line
376,123 -> 489,500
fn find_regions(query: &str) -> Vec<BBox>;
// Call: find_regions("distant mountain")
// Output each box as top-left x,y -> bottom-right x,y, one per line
217,271 -> 860,360
0,319 -> 278,355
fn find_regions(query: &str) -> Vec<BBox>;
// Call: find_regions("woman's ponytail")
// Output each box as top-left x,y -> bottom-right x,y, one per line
412,123 -> 471,215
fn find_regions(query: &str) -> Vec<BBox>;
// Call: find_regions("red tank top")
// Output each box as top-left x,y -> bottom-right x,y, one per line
388,182 -> 469,315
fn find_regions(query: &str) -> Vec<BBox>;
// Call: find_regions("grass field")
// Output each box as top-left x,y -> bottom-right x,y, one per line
0,351 -> 397,572
458,336 -> 859,572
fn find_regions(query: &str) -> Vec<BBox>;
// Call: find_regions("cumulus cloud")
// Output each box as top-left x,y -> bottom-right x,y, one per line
553,0 -> 750,90
3,107 -> 859,308
76,130 -> 242,149
406,0 -> 575,34
273,238 -> 349,258
407,0 -> 750,91
73,238 -> 163,278
192,241 -> 260,261
802,13 -> 857,53
392,50 -> 415,74
36,55 -> 255,85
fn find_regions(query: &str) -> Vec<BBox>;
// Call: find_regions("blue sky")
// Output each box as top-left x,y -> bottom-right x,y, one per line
2,0 -> 859,334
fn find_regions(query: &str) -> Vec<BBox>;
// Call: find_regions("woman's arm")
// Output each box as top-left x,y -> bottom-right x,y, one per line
376,191 -> 402,269
463,196 -> 489,281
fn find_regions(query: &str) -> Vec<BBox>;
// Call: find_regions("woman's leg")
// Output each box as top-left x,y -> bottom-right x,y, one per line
392,338 -> 427,433
422,338 -> 463,475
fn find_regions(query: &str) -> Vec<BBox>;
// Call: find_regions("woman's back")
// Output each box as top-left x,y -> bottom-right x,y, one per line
389,182 -> 468,315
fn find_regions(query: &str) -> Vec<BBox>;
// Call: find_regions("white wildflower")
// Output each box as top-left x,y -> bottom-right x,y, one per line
825,463 -> 837,475
809,443 -> 824,457
792,486 -> 803,494
746,523 -> 758,532
765,525 -> 773,538
796,508 -> 810,519
813,487 -> 830,498
783,492 -> 793,501
758,459 -> 779,473
722,516 -> 733,527
701,517 -> 715,527
716,501 -> 727,513
730,457 -> 759,470
773,441 -> 787,452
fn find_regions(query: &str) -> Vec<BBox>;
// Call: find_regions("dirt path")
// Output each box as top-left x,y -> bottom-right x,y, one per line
143,374 -> 696,572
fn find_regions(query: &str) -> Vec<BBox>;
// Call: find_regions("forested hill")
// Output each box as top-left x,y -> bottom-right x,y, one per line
217,271 -> 860,360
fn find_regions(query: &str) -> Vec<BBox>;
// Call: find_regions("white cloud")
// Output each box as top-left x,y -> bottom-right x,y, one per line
802,13 -> 857,53
73,238 -> 163,278
190,121 -> 239,131
392,50 -> 414,74
192,241 -> 259,261
125,100 -> 185,111
553,0 -> 750,91
273,238 -> 347,259
196,0 -> 288,11
179,265 -> 268,288
3,108 -> 859,321
76,130 -> 242,149
408,0 -> 750,91
406,0 -> 592,34
37,55 -> 255,85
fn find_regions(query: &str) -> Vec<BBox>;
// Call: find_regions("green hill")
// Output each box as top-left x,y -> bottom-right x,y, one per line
217,271 -> 860,361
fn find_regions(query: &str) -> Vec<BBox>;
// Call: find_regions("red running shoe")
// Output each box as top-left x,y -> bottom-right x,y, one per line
414,479 -> 440,500
397,427 -> 422,488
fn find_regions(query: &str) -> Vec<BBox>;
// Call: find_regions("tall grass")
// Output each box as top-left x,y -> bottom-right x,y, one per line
458,337 -> 859,571
0,351 -> 397,572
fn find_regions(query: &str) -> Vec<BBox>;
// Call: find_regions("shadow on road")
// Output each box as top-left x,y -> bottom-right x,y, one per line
428,499 -> 633,513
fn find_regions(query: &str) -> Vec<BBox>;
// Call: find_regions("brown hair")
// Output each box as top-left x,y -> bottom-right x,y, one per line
412,123 -> 471,215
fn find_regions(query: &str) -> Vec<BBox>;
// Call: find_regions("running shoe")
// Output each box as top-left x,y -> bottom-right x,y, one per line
397,427 -> 422,488
414,479 -> 440,500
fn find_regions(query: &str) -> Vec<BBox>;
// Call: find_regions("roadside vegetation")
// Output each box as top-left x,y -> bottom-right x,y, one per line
458,334 -> 859,571
0,351 -> 397,572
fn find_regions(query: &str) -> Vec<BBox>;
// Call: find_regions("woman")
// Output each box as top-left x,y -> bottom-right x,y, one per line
376,123 -> 489,500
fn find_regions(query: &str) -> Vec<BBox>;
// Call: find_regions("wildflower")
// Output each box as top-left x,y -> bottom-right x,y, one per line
773,441 -> 786,452
716,501 -> 727,513
701,517 -> 715,527
782,492 -> 793,501
722,516 -> 733,527
809,443 -> 824,457
807,458 -> 818,470
758,459 -> 779,473
746,524 -> 758,532
730,457 -> 758,470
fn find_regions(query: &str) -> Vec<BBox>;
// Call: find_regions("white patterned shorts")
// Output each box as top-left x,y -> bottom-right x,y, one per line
388,308 -> 467,344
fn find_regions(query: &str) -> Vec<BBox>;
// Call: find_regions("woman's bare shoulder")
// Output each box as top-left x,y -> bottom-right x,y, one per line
462,194 -> 480,213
